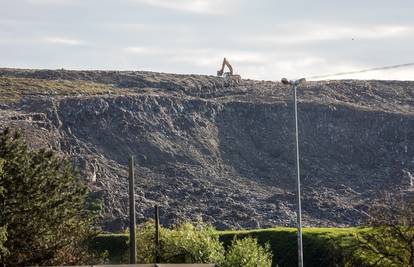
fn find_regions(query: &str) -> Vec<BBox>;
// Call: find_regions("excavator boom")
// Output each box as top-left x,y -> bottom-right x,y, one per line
217,58 -> 233,76
217,58 -> 241,83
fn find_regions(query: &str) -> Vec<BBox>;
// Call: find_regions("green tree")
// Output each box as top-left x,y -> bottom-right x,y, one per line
347,193 -> 414,267
0,158 -> 9,261
0,128 -> 102,266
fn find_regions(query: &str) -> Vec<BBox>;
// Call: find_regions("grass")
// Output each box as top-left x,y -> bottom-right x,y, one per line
0,77 -> 133,103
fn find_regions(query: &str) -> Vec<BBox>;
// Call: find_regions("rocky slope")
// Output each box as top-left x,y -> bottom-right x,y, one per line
0,68 -> 413,231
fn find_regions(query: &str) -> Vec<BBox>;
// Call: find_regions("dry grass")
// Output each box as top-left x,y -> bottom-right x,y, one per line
0,77 -> 133,103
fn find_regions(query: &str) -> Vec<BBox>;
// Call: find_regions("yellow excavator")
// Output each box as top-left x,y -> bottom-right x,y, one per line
217,58 -> 241,83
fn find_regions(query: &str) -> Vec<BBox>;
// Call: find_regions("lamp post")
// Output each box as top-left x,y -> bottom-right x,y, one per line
282,77 -> 306,267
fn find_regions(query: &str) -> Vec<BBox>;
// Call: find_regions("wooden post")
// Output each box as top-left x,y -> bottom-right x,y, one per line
129,156 -> 137,264
155,205 -> 160,263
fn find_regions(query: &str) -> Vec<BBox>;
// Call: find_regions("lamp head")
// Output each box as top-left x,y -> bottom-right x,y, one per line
281,77 -> 306,86
281,78 -> 290,85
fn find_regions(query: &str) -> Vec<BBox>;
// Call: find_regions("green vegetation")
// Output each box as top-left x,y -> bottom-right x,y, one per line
132,221 -> 226,264
0,77 -> 132,103
0,159 -> 9,261
222,237 -> 272,267
0,227 -> 6,263
347,195 -> 414,267
0,128 -> 103,266
94,227 -> 377,267
221,227 -> 359,267
0,126 -> 411,266
92,234 -> 128,264
353,227 -> 414,266
93,221 -> 272,266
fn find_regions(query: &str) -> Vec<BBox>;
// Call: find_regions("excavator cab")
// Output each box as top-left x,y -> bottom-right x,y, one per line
217,58 -> 241,83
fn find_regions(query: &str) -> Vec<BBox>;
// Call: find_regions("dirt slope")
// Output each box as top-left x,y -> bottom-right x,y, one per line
1,68 -> 413,231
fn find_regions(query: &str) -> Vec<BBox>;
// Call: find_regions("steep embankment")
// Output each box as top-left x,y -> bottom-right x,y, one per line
0,68 -> 413,231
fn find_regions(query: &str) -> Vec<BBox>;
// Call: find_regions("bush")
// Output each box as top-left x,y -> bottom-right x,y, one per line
128,221 -> 225,264
133,221 -> 160,263
160,222 -> 225,264
120,221 -> 273,266
90,234 -> 128,264
220,227 -> 361,267
223,237 -> 272,267
94,227 -> 379,266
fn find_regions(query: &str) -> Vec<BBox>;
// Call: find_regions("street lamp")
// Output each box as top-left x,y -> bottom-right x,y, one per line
281,77 -> 306,267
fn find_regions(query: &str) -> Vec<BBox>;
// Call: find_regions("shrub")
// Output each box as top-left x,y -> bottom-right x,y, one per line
223,237 -> 272,267
160,222 -> 225,264
134,221 -> 160,263
220,227 -> 361,267
121,221 -> 274,266
128,221 -> 225,264
90,234 -> 128,264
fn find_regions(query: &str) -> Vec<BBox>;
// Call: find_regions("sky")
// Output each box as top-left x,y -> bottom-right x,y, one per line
1,0 -> 414,81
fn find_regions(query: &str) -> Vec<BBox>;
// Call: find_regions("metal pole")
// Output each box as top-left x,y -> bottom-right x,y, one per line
155,205 -> 160,263
293,85 -> 304,267
129,156 -> 137,264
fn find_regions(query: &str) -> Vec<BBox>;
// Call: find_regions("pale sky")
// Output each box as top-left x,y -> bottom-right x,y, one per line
1,0 -> 414,81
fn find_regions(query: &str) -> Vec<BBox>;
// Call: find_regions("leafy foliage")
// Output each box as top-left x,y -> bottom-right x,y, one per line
95,224 -> 414,266
0,226 -> 6,263
129,221 -> 225,264
223,237 -> 272,267
101,225 -> 414,266
91,234 -> 129,264
121,221 -> 272,266
160,222 -> 225,264
346,194 -> 414,267
220,227 -> 360,267
0,158 -> 9,261
0,128 -> 102,266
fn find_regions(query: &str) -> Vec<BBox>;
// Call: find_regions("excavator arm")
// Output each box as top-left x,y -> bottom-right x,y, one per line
216,57 -> 241,84
217,58 -> 233,76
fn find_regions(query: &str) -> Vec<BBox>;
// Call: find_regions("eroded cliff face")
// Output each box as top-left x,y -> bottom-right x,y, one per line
0,68 -> 413,231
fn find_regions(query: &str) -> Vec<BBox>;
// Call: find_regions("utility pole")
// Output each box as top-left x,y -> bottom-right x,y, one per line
282,77 -> 306,267
155,205 -> 160,263
128,156 -> 137,264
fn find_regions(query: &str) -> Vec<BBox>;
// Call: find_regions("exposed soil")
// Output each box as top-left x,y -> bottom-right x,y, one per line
0,68 -> 413,231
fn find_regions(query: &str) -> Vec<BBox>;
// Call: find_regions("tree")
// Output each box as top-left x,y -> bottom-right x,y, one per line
0,159 -> 9,261
0,128 -> 101,266
348,193 -> 414,267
